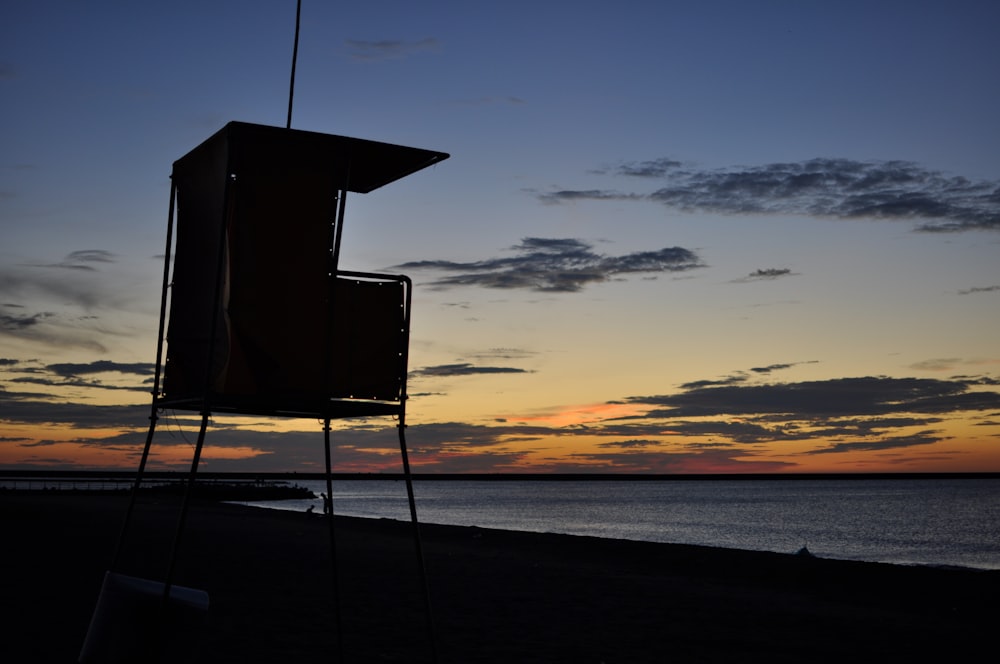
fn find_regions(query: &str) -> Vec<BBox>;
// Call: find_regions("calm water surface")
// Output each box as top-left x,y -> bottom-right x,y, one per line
240,478 -> 1000,570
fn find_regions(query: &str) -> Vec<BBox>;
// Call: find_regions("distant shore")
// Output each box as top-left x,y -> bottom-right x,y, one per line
4,468 -> 999,482
5,470 -> 997,501
0,475 -> 315,501
4,491 -> 998,663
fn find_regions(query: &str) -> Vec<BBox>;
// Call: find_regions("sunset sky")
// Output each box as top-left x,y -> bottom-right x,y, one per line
2,1 -> 999,474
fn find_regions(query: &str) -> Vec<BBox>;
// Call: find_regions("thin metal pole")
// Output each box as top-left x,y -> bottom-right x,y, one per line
111,177 -> 178,570
320,187 -> 345,660
111,412 -> 157,569
398,417 -> 438,663
150,177 -> 177,407
331,187 -> 347,272
156,164 -> 235,601
323,419 -> 345,663
394,275 -> 436,660
162,412 -> 210,602
286,0 -> 302,129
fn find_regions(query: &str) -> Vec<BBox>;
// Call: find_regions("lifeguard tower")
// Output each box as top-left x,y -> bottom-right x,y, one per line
79,121 -> 448,662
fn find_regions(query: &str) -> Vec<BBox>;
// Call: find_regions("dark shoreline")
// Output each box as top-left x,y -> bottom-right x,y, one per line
3,492 -> 998,663
5,469 -> 1000,482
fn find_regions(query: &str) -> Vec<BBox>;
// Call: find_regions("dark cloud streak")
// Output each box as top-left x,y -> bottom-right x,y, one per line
803,431 -> 944,455
411,363 -> 530,378
345,37 -> 440,61
732,268 -> 796,283
46,360 -> 155,378
957,285 -> 1000,295
395,237 -> 704,292
0,312 -> 54,330
37,250 -> 117,272
540,158 -> 1000,232
626,376 -> 1000,419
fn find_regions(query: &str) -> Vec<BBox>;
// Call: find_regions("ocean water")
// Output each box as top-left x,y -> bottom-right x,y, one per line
239,478 -> 1000,570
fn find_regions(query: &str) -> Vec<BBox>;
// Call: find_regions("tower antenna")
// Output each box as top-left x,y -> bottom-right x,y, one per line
286,0 -> 303,129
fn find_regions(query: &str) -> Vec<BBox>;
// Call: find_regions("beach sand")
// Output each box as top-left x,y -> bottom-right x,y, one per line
2,491 -> 997,663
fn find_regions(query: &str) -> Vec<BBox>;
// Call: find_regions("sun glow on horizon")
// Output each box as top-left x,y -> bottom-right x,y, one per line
505,401 -> 649,427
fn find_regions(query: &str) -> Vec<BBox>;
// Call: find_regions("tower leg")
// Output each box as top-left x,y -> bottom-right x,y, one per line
323,418 -> 345,663
398,419 -> 437,663
162,412 -> 210,598
111,408 -> 159,570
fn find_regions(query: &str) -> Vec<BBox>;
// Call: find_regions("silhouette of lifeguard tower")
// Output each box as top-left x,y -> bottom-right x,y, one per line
80,121 -> 448,662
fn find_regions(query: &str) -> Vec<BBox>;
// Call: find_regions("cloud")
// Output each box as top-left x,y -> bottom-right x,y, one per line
802,431 -> 944,455
732,268 -> 796,283
585,373 -> 997,457
1,360 -> 155,397
406,421 -> 551,448
591,158 -> 684,178
805,417 -> 945,438
63,249 -> 116,266
678,361 -> 814,388
345,37 -> 440,61
34,250 -> 118,272
750,362 -> 797,374
469,348 -> 538,361
0,396 -> 149,428
958,284 -> 1000,295
0,248 -> 153,351
0,250 -> 119,308
0,308 -> 112,352
0,312 -> 108,354
678,374 -> 749,389
10,376 -> 149,392
625,376 -> 1000,419
910,358 -> 963,372
394,237 -> 705,292
597,438 -> 669,449
537,189 -> 641,204
411,363 -> 530,378
0,311 -> 55,330
594,418 -> 802,445
45,360 -> 155,378
539,158 -> 1000,232
0,305 -> 108,352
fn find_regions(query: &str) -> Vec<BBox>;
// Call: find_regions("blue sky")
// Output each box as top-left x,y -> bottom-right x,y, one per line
2,1 -> 999,473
